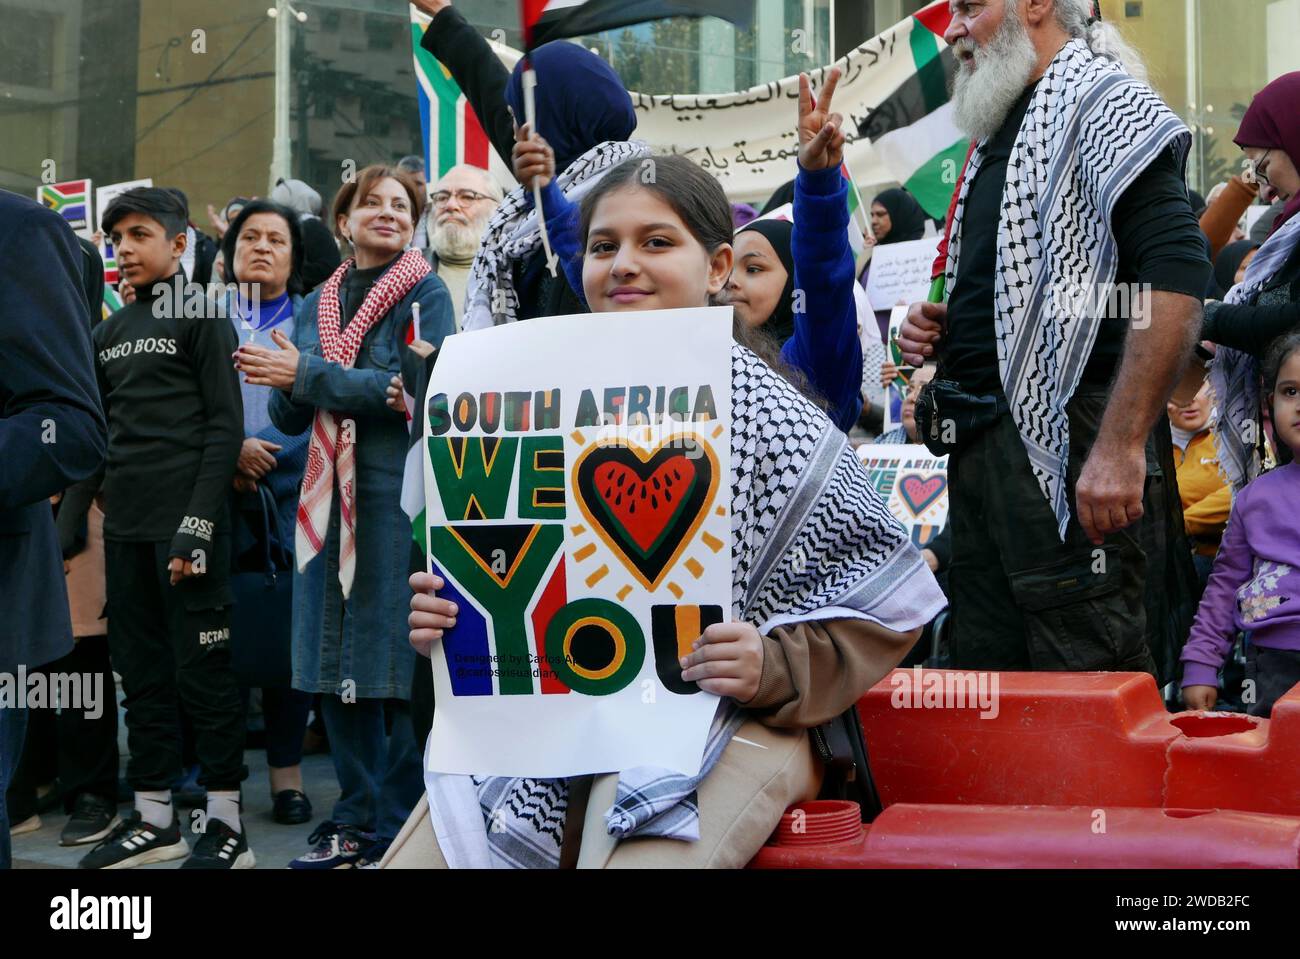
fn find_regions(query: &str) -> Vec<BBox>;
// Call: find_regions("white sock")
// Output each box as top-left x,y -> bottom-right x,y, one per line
135,790 -> 174,829
207,791 -> 242,833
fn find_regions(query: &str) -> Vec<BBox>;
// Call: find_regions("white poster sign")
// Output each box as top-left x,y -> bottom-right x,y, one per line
422,307 -> 733,778
95,179 -> 153,232
865,235 -> 941,312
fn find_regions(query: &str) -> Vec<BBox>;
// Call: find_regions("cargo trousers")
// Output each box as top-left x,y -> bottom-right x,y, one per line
946,386 -> 1158,674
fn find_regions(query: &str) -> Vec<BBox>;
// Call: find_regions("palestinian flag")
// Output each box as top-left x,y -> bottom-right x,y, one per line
410,9 -> 491,178
855,1 -> 966,220
520,0 -> 755,51
841,163 -> 868,254
38,179 -> 92,238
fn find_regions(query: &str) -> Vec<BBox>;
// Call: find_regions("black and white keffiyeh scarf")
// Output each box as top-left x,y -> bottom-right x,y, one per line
424,344 -> 947,868
1209,212 -> 1300,491
943,39 -> 1190,539
462,139 -> 650,332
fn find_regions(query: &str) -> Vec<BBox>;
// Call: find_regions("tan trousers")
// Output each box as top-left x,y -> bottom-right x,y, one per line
381,718 -> 822,869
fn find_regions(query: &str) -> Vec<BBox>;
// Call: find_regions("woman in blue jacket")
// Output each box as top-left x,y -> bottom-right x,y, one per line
237,166 -> 455,867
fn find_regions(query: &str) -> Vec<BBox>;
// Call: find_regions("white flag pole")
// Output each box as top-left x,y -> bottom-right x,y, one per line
522,65 -> 559,276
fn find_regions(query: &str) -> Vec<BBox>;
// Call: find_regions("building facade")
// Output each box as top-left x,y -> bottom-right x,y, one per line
2,0 -> 1296,224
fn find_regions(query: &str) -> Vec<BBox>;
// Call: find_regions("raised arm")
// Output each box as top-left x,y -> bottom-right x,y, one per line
1199,174 -> 1258,261
414,1 -> 515,167
784,164 -> 862,431
514,122 -> 585,302
780,68 -> 862,432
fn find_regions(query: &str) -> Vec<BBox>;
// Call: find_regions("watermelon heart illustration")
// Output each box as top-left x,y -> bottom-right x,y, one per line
574,440 -> 718,592
898,473 -> 946,517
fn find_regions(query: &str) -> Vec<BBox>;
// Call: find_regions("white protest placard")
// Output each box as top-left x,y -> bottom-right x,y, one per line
422,307 -> 732,778
95,179 -> 153,231
865,235 -> 941,312
855,444 -> 949,548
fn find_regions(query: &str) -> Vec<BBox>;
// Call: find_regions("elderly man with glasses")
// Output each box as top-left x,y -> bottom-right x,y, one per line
409,163 -> 503,329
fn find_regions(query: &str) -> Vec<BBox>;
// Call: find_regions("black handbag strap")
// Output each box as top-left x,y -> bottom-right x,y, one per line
253,483 -> 292,575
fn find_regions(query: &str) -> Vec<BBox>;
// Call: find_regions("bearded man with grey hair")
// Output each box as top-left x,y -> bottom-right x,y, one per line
416,164 -> 503,329
898,0 -> 1210,675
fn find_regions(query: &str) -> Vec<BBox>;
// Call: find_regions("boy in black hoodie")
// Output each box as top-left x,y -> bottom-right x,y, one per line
82,187 -> 253,869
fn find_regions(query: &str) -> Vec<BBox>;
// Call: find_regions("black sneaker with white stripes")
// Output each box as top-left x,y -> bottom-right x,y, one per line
181,817 -> 255,869
77,811 -> 189,869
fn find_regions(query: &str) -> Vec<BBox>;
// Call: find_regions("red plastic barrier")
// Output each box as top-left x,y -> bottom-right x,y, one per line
859,669 -> 1180,809
750,805 -> 1300,869
1167,685 -> 1300,816
772,800 -> 862,846
750,830 -> 872,870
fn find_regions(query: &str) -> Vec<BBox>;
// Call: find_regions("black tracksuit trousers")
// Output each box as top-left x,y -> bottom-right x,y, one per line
104,538 -> 247,791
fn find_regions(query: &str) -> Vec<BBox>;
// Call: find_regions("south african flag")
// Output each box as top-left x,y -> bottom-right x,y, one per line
38,179 -> 92,238
100,238 -> 119,286
410,9 -> 491,178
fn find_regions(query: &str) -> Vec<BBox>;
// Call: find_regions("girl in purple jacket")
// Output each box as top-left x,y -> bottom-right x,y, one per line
1182,331 -> 1300,715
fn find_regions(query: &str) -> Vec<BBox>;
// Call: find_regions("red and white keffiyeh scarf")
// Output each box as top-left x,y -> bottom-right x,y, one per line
296,249 -> 430,597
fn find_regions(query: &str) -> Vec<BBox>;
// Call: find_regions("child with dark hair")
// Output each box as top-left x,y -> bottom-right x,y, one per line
397,129 -> 944,867
1183,331 -> 1300,716
83,186 -> 251,869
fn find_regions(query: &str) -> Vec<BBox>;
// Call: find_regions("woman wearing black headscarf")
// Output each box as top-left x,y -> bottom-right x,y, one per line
869,188 -> 927,246
729,218 -> 796,342
859,188 -> 929,349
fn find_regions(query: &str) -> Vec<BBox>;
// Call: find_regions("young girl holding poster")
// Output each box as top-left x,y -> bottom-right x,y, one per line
387,83 -> 945,869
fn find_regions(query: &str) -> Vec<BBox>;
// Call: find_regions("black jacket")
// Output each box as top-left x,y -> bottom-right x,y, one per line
420,7 -> 585,321
0,191 -> 107,671
1203,235 -> 1300,358
190,229 -> 219,288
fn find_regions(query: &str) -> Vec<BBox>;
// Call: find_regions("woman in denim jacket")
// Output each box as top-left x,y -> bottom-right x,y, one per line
241,166 -> 455,867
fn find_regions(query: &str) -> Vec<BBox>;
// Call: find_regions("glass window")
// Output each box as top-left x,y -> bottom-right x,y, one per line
0,6 -> 57,89
1100,0 -> 1298,191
